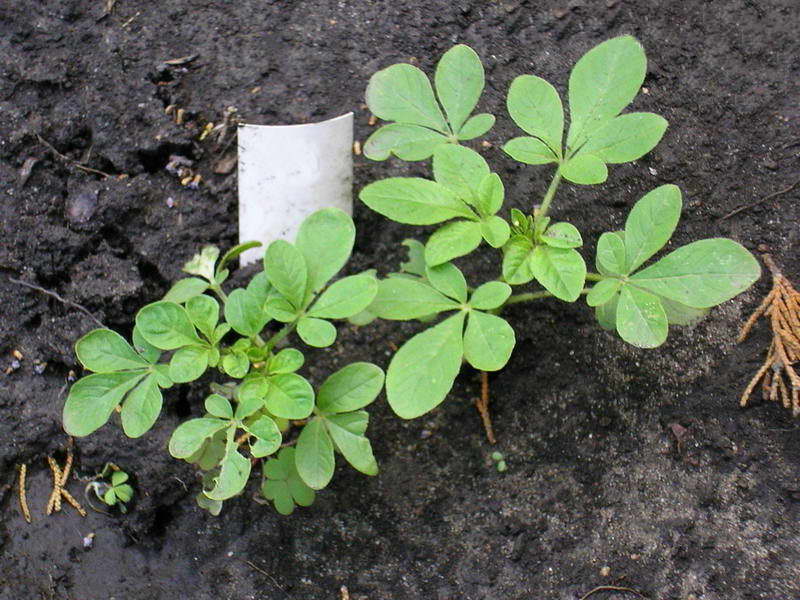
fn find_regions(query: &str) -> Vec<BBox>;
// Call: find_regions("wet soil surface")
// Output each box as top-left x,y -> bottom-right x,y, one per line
1,1 -> 799,599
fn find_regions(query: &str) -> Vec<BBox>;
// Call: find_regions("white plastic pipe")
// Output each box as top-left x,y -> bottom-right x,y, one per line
237,113 -> 354,266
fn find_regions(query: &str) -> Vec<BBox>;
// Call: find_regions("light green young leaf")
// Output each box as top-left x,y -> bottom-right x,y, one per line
507,74 -> 564,156
581,113 -> 668,164
206,432 -> 252,501
136,301 -> 202,350
196,492 -> 223,516
596,232 -> 627,276
317,362 -> 385,413
114,484 -> 134,503
295,418 -> 335,490
297,316 -> 337,348
475,173 -> 504,216
111,471 -> 129,486
120,374 -> 163,438
326,418 -> 378,476
162,277 -> 209,304
435,44 -> 485,132
385,312 -> 466,419
469,281 -> 511,310
502,236 -> 536,284
624,184 -> 682,273
225,288 -> 269,336
567,35 -> 647,149
169,418 -> 230,459
660,297 -> 711,326
432,144 -> 489,204
205,394 -> 233,419
169,345 -> 209,383
425,220 -> 483,266
595,292 -> 620,330
363,123 -> 449,161
561,154 -> 608,185
616,285 -> 668,348
529,246 -> 587,302
264,373 -> 314,419
541,222 -> 583,249
235,386 -> 267,420
481,216 -> 511,248
263,296 -> 298,323
503,137 -> 559,165
264,240 -> 307,309
64,371 -> 147,437
269,348 -> 305,374
630,239 -> 761,308
457,113 -> 495,140
216,241 -> 263,276
185,295 -> 219,340
370,277 -> 460,320
586,278 -> 623,307
463,311 -> 516,371
295,208 -> 356,294
261,448 -> 315,515
221,351 -> 249,378
183,246 -> 220,282
425,262 -> 468,303
245,416 -> 282,458
76,329 -> 150,372
359,177 -> 475,225
366,63 -> 448,132
307,273 -> 378,319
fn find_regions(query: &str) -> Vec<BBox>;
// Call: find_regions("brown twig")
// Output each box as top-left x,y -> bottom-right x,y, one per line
17,464 -> 31,523
578,585 -> 647,600
35,134 -> 114,178
45,449 -> 86,517
720,180 -> 799,221
474,371 -> 497,444
9,277 -> 106,328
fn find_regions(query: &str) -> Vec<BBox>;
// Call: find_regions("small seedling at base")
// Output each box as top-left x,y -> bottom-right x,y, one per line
490,451 -> 507,473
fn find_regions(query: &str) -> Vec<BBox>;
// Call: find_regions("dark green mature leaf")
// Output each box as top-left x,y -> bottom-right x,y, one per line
64,371 -> 146,437
132,326 -> 161,364
185,295 -> 219,340
264,240 -> 307,308
469,281 -> 511,310
541,222 -> 582,249
120,374 -> 162,438
624,184 -> 682,273
225,288 -> 269,336
296,316 -> 337,348
307,273 -> 378,319
596,232 -> 627,276
567,35 -> 647,149
463,311 -> 515,371
363,123 -> 449,161
425,263 -> 468,303
385,312 -> 466,419
169,345 -> 210,383
502,236 -> 535,284
327,410 -> 369,436
432,145 -> 489,204
457,113 -> 495,140
425,220 -> 483,266
435,44 -> 485,132
503,137 -> 559,165
529,245 -> 587,302
366,63 -> 448,132
581,113 -> 668,164
616,286 -> 668,348
163,278 -> 209,304
136,302 -> 202,350
317,362 -> 385,414
265,373 -> 314,419
169,418 -> 230,459
206,432 -> 251,501
370,278 -> 460,320
295,418 -> 335,490
475,173 -> 504,217
76,329 -> 150,372
263,296 -> 298,323
507,74 -> 564,156
295,208 -> 356,294
360,177 -> 475,225
326,418 -> 378,476
561,154 -> 608,185
630,239 -> 761,308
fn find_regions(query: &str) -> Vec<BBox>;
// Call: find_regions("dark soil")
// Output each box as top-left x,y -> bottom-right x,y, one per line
1,1 -> 799,599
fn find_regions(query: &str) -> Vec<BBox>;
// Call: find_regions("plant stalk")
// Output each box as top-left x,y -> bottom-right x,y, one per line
536,168 -> 563,219
265,322 -> 296,352
504,287 -> 591,307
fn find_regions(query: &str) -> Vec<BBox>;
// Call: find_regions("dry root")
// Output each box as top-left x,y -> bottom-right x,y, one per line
738,254 -> 800,417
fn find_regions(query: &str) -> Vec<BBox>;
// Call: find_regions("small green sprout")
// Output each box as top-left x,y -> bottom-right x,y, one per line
86,463 -> 134,513
490,451 -> 507,473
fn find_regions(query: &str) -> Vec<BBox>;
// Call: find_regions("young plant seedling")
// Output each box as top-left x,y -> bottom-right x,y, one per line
85,463 -> 134,513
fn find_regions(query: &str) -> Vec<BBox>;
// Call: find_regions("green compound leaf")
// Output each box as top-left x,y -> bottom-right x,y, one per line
317,362 -> 385,414
457,113 -> 495,140
326,416 -> 378,476
64,371 -> 147,437
263,240 -> 308,309
541,222 -> 583,249
225,288 -> 269,336
263,296 -> 298,323
432,144 -> 489,204
268,348 -> 304,374
507,74 -> 564,156
205,394 -> 233,419
481,216 -> 511,248
169,418 -> 230,459
183,246 -> 219,282
425,262 -> 468,303
586,278 -> 623,307
162,277 -> 209,304
245,416 -> 282,458
660,297 -> 710,326
463,311 -> 516,371
370,277 -> 460,320
76,329 -> 150,373
363,123 -> 449,161
616,285 -> 668,348
596,232 -> 627,276
185,295 -> 219,340
567,35 -> 647,149
470,281 -> 511,310
168,345 -> 210,384
503,137 -> 559,165
235,382 -> 267,419
502,236 -> 536,285
295,208 -> 356,295
624,184 -> 682,273
629,239 -> 761,308
111,471 -> 129,486
265,373 -> 314,419
135,301 -> 202,350
595,291 -> 620,330
435,44 -> 485,133
297,316 -> 337,348
561,153 -> 608,185
295,418 -> 335,490
262,448 -> 316,515
113,484 -> 134,503
206,430 -> 252,501
529,245 -> 587,302
221,351 -> 250,378
366,63 -> 447,132
359,177 -> 475,225
581,113 -> 668,164
328,410 -> 369,436
475,173 -> 504,217
386,312 -> 466,419
425,220 -> 483,266
307,273 -> 378,319
120,374 -> 163,438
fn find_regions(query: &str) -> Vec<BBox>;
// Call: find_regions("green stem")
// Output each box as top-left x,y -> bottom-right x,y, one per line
585,272 -> 605,282
536,167 -> 563,219
265,322 -> 296,352
209,283 -> 228,303
503,287 -> 591,307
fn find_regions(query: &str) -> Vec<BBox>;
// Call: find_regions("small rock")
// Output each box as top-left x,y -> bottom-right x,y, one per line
66,188 -> 98,223
600,566 -> 611,577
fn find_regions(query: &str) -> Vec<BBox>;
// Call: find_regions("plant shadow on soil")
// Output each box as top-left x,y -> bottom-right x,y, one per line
1,1 -> 798,599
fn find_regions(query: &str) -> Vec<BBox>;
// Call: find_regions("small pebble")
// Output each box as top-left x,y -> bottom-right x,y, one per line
33,361 -> 47,375
66,189 -> 98,223
83,532 -> 95,549
600,566 -> 611,577
166,197 -> 175,208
